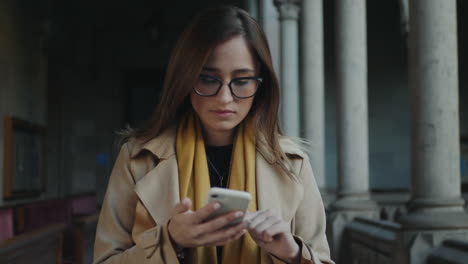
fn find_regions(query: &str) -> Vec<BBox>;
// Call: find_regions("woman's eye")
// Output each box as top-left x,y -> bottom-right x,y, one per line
199,76 -> 218,84
232,79 -> 253,87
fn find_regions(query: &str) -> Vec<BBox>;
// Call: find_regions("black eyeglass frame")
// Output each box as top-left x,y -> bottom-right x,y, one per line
193,74 -> 263,99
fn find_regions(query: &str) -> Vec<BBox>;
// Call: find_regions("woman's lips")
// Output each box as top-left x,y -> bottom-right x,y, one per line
211,110 -> 235,118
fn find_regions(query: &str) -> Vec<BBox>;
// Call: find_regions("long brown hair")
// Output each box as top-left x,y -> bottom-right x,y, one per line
127,5 -> 294,176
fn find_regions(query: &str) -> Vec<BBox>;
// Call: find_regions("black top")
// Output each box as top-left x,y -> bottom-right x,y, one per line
205,144 -> 233,188
205,144 -> 233,262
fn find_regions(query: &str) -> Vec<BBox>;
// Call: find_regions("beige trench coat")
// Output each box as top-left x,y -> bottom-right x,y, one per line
93,128 -> 334,264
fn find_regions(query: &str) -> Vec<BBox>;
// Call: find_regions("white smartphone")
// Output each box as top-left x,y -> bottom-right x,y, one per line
205,187 -> 251,225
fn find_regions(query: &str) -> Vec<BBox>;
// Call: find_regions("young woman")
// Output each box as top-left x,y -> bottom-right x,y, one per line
94,5 -> 333,264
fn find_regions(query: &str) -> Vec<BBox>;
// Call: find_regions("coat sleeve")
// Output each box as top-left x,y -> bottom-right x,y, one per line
93,143 -> 179,264
276,155 -> 335,264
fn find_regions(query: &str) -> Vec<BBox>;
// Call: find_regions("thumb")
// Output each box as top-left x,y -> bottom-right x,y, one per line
172,197 -> 192,215
181,197 -> 193,211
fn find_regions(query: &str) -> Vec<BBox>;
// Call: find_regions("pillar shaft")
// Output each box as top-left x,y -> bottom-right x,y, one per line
409,0 -> 460,204
301,0 -> 325,189
259,0 -> 280,75
275,0 -> 301,137
328,1 -> 378,261
245,0 -> 258,19
335,0 -> 369,197
399,0 -> 468,229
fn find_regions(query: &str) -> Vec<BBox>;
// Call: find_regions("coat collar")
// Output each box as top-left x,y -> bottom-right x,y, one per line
132,128 -> 305,224
131,126 -> 305,161
130,126 -> 177,160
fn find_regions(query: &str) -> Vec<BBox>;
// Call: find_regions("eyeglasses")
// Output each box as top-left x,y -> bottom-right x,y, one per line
193,74 -> 262,99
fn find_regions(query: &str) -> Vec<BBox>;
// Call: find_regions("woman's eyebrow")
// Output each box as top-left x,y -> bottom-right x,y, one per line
201,66 -> 218,72
232,68 -> 255,74
201,66 -> 255,74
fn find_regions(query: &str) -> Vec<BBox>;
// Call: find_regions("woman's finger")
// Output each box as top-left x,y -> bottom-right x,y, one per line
199,221 -> 246,246
171,197 -> 192,216
212,229 -> 247,246
197,210 -> 244,234
252,215 -> 281,235
262,222 -> 288,242
248,210 -> 271,229
243,211 -> 259,223
192,202 -> 221,223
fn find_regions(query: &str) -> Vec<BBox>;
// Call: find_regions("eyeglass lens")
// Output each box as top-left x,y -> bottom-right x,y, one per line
195,75 -> 259,98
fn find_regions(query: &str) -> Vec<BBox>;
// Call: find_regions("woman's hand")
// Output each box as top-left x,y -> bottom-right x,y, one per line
167,197 -> 247,248
245,210 -> 300,264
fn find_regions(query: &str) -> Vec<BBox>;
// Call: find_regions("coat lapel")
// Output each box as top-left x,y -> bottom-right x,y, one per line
132,128 -> 181,226
134,156 -> 180,225
256,150 -> 305,264
256,151 -> 304,223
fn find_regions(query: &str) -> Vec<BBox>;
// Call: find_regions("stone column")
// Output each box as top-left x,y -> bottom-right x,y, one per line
395,1 -> 468,263
245,0 -> 258,19
327,0 -> 378,261
398,0 -> 410,41
301,0 -> 325,191
274,0 -> 301,137
258,0 -> 280,75
399,0 -> 468,229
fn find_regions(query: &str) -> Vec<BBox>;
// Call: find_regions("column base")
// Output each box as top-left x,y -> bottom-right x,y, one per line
394,198 -> 468,263
396,229 -> 468,264
399,197 -> 468,229
327,196 -> 380,262
398,211 -> 468,230
330,195 -> 379,211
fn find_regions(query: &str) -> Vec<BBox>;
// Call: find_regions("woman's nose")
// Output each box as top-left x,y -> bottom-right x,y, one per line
216,82 -> 234,102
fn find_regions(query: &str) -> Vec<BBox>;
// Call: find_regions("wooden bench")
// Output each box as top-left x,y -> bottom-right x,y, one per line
0,223 -> 65,264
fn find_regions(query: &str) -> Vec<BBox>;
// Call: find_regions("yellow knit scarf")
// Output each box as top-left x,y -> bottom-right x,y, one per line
176,112 -> 260,264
